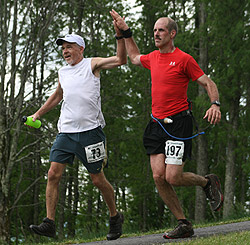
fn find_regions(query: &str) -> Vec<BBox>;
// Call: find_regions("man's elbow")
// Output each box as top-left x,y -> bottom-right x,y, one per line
122,58 -> 127,65
130,54 -> 141,66
130,59 -> 137,65
118,56 -> 127,66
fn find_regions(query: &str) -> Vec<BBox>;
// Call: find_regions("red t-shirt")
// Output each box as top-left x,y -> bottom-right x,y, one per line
140,48 -> 204,119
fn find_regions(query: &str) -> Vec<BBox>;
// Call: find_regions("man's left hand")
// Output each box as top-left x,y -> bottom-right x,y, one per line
203,105 -> 221,124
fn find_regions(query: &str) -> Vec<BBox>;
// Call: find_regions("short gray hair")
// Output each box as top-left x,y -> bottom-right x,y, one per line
167,17 -> 178,38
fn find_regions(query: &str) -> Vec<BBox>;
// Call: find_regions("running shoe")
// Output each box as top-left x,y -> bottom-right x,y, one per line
106,212 -> 124,240
163,220 -> 194,239
204,174 -> 224,211
30,217 -> 56,238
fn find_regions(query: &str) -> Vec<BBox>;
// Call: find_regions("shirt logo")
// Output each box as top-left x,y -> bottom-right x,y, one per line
169,61 -> 176,66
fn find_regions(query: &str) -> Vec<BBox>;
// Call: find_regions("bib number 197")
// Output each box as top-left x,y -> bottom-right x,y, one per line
165,140 -> 184,165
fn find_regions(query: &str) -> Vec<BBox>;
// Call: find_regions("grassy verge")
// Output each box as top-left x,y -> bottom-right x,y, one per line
176,231 -> 250,245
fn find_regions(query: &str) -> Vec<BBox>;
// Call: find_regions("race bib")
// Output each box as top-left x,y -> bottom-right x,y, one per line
165,140 -> 184,165
85,142 -> 106,163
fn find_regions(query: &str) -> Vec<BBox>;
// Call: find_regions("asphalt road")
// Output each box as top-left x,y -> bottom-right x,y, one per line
73,220 -> 250,245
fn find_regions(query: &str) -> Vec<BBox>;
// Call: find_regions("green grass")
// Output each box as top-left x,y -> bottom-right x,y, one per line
175,231 -> 250,245
24,217 -> 250,244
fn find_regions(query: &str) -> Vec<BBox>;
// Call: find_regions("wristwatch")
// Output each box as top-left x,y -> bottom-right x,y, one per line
211,100 -> 221,106
115,35 -> 124,40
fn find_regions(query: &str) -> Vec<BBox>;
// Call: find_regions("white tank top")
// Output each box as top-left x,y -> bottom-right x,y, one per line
57,58 -> 105,133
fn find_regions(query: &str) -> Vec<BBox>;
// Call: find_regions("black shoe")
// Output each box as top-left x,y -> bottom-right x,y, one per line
204,174 -> 224,211
30,217 -> 56,238
163,220 -> 194,239
106,212 -> 124,240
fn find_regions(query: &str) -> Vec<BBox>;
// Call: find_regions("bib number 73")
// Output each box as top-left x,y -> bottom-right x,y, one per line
85,142 -> 106,163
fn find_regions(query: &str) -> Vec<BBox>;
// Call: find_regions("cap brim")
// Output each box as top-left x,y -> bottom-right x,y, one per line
56,38 -> 77,46
56,37 -> 85,48
56,38 -> 65,46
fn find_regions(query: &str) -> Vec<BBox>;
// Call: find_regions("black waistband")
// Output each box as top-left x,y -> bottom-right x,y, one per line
169,109 -> 192,119
152,109 -> 192,124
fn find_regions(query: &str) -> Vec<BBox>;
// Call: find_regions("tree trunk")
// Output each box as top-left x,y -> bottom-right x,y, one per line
87,180 -> 93,233
142,162 -> 151,231
195,0 -> 208,223
67,166 -> 75,237
0,1 -> 63,241
58,172 -> 66,240
223,101 -> 239,218
0,0 -> 10,241
73,161 -> 79,233
33,156 -> 41,225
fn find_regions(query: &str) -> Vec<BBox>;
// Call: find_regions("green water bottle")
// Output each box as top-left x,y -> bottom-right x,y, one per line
22,116 -> 41,129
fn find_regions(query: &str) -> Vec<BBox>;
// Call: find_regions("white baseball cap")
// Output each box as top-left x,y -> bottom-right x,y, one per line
56,34 -> 85,48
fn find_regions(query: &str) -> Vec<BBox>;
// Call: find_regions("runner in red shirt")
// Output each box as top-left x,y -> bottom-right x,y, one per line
141,48 -> 204,118
111,10 -> 223,239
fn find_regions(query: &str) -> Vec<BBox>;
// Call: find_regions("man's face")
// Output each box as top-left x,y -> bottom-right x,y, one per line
62,42 -> 84,65
153,18 -> 172,48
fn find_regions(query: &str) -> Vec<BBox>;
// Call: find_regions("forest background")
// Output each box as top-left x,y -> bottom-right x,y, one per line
0,0 -> 250,244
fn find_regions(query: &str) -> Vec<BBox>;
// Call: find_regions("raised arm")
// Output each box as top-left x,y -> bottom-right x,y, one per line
196,74 -> 221,125
91,18 -> 127,77
110,9 -> 142,66
31,82 -> 63,121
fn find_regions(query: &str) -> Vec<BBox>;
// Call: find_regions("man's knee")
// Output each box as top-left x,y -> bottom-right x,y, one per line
92,178 -> 101,188
91,173 -> 104,188
48,168 -> 62,183
91,173 -> 113,193
165,173 -> 182,186
153,173 -> 165,185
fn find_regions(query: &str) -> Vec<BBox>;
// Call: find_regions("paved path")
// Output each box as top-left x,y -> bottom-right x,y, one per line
72,221 -> 250,244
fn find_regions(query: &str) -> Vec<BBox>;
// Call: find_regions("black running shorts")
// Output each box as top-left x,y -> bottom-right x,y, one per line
143,114 -> 193,162
49,126 -> 108,174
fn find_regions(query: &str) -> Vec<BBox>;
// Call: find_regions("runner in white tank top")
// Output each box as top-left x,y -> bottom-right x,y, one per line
29,18 -> 127,241
58,57 -> 105,133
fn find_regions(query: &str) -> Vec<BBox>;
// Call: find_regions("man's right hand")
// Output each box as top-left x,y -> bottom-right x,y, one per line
110,9 -> 129,31
23,114 -> 39,128
30,113 -> 40,122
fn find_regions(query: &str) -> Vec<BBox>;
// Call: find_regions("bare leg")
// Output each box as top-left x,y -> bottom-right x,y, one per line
151,153 -> 209,220
150,154 -> 186,220
90,172 -> 117,217
165,164 -> 208,187
46,162 -> 66,220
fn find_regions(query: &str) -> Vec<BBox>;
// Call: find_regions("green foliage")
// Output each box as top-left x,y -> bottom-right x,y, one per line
2,0 -> 250,243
